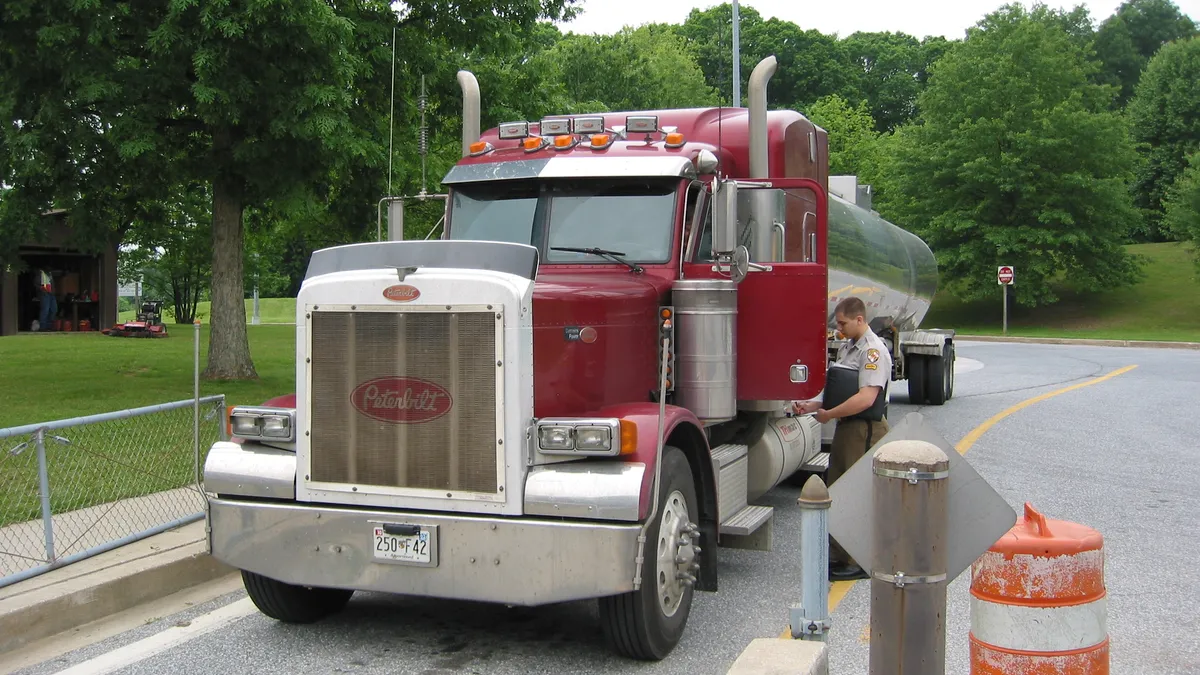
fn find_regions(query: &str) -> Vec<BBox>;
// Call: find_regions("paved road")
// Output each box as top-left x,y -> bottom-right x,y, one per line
13,341 -> 1200,674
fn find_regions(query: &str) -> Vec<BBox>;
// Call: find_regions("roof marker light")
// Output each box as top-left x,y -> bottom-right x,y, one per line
523,136 -> 545,152
499,121 -> 530,140
590,133 -> 614,150
573,116 -> 605,134
541,118 -> 572,136
626,116 -> 659,134
553,135 -> 576,150
665,132 -> 685,148
468,141 -> 493,156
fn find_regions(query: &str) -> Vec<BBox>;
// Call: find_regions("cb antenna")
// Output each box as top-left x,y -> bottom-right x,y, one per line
418,74 -> 429,197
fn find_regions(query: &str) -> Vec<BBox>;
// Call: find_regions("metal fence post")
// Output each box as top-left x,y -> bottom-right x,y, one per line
34,427 -> 55,564
869,440 -> 950,675
791,474 -> 831,640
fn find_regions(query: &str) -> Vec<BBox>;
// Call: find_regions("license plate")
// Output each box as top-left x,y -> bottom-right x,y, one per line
372,524 -> 435,566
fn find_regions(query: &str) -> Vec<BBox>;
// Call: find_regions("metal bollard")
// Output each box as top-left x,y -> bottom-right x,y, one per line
869,440 -> 950,675
791,474 -> 831,640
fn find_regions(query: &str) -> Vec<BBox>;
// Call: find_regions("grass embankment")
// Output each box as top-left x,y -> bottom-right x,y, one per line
924,242 -> 1200,343
0,325 -> 296,526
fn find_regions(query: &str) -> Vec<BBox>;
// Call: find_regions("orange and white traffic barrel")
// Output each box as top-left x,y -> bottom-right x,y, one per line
970,502 -> 1109,674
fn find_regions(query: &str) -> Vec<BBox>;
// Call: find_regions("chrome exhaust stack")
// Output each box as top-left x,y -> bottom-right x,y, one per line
457,70 -> 480,158
747,55 -> 778,264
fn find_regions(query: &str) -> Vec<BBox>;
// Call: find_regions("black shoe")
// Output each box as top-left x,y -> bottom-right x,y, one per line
829,562 -> 869,581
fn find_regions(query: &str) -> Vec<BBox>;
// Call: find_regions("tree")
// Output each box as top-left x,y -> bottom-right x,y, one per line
678,4 -> 855,109
1128,36 -> 1200,240
840,32 -> 953,132
804,95 -> 881,177
543,26 -> 718,112
877,3 -> 1143,307
1,0 -> 579,380
1163,150 -> 1200,260
1095,0 -> 1197,106
119,184 -> 213,324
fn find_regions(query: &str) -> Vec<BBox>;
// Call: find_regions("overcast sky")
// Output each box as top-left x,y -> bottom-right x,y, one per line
554,0 -> 1200,40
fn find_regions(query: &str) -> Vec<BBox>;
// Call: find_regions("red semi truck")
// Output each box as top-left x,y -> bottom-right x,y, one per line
202,56 -> 955,660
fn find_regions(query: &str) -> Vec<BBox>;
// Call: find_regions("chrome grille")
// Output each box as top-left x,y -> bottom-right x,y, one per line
309,310 -> 498,493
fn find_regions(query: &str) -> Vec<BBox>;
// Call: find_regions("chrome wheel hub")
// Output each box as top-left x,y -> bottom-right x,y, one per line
656,489 -> 700,617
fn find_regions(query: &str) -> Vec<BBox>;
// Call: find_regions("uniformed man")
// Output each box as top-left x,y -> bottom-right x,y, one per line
791,296 -> 892,580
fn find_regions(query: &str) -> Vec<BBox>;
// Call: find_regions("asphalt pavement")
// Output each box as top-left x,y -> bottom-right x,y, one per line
12,341 -> 1200,674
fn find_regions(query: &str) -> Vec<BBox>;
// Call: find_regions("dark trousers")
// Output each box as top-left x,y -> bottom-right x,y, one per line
828,417 -> 890,566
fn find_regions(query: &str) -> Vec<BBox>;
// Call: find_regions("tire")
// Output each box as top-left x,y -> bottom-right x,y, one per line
599,446 -> 699,660
925,343 -> 953,405
241,570 -> 354,624
906,353 -> 927,404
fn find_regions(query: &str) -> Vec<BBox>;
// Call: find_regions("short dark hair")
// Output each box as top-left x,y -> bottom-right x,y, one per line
835,296 -> 867,320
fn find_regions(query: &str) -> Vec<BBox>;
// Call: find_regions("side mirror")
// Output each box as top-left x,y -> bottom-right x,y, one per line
711,178 -> 738,255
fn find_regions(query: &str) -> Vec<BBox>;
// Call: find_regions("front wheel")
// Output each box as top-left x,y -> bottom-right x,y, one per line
598,446 -> 700,660
242,570 -> 354,624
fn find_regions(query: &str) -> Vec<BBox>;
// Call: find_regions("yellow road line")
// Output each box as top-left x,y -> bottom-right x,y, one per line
779,363 -> 1138,639
954,364 -> 1138,455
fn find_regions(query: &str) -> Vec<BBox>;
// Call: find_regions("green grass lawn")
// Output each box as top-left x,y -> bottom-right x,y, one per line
923,242 -> 1200,343
0,325 -> 298,526
120,297 -> 298,324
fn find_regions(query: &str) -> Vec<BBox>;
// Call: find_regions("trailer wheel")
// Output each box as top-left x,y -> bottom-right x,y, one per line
242,570 -> 354,624
906,353 -> 928,404
925,343 -> 954,405
599,446 -> 699,660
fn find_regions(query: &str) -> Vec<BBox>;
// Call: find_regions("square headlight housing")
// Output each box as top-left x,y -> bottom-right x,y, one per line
229,406 -> 297,442
535,418 -> 621,456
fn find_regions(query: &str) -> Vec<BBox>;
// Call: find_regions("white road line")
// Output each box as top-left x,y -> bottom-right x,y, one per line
52,598 -> 257,675
955,356 -> 985,375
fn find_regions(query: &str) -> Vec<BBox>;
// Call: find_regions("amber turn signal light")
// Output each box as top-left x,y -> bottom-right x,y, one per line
619,419 -> 638,455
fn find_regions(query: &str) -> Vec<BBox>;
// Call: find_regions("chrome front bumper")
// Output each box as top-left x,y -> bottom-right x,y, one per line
207,497 -> 642,606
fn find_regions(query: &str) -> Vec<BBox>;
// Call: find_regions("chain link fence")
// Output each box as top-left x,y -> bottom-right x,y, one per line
0,395 -> 226,588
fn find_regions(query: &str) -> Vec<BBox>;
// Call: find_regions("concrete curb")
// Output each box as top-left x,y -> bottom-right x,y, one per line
726,638 -> 828,674
957,334 -> 1200,350
0,522 -> 233,655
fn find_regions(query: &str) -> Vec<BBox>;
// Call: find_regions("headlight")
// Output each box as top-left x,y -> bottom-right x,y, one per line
535,418 -> 623,456
574,426 -> 612,451
230,406 -> 296,443
537,425 -> 574,451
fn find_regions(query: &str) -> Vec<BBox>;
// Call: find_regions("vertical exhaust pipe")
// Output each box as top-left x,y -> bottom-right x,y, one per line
457,70 -> 480,158
747,56 -> 777,262
748,56 -> 776,179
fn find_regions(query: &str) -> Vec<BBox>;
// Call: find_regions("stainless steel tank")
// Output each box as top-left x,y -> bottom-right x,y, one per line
671,279 -> 738,423
826,194 -> 939,333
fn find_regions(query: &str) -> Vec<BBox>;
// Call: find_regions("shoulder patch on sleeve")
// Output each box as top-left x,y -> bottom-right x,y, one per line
865,363 -> 878,370
866,348 -> 880,363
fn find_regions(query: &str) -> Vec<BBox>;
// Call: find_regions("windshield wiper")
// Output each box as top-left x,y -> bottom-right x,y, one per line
550,247 -> 644,274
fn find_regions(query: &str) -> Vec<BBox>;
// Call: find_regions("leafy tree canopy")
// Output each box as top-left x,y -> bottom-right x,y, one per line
1128,36 -> 1200,240
876,3 -> 1143,307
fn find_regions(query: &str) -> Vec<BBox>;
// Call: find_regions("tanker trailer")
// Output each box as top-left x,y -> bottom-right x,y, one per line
825,176 -> 955,406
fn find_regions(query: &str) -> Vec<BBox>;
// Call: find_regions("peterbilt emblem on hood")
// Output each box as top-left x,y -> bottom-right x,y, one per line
382,284 -> 420,302
351,377 -> 452,424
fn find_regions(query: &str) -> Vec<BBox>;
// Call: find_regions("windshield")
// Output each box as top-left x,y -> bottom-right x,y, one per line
448,179 -> 678,264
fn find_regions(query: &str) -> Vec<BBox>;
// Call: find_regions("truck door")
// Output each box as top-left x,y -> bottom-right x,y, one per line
682,178 -> 828,402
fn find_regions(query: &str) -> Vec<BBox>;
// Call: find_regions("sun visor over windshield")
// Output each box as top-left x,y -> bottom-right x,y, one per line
304,240 -> 540,281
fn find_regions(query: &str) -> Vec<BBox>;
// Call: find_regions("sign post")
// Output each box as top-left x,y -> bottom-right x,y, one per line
997,266 -> 1014,335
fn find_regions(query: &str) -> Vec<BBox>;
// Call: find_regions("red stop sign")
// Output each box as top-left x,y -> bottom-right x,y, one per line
997,266 -> 1014,285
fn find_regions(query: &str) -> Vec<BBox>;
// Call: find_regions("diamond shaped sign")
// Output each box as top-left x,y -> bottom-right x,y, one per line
827,412 -> 1017,582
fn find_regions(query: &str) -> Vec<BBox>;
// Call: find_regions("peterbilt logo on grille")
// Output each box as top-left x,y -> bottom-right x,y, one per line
351,377 -> 452,423
382,284 -> 420,302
